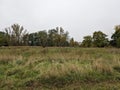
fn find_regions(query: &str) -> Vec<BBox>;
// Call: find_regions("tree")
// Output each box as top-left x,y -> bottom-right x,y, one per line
28,33 -> 38,46
93,31 -> 109,47
74,41 -> 79,47
37,30 -> 48,47
111,25 -> 120,48
48,29 -> 58,46
47,27 -> 69,47
22,33 -> 29,46
5,24 -> 28,46
82,35 -> 92,47
69,38 -> 75,47
59,27 -> 69,46
0,31 -> 8,46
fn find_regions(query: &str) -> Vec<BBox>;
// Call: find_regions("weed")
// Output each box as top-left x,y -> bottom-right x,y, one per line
0,47 -> 120,89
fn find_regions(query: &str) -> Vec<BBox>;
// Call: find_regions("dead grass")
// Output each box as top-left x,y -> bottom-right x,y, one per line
0,47 -> 120,89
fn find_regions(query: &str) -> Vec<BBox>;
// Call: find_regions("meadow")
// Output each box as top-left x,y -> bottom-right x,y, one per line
0,47 -> 120,90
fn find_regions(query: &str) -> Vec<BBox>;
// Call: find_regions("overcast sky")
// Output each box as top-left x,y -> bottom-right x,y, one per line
0,0 -> 120,41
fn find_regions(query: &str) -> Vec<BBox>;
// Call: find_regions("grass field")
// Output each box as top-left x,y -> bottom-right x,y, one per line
0,47 -> 120,90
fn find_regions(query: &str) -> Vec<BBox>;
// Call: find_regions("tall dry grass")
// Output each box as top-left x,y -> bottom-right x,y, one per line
0,47 -> 120,89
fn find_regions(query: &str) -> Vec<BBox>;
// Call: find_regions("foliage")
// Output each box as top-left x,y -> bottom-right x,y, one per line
111,25 -> 120,48
4,24 -> 28,46
37,30 -> 48,47
0,31 -> 8,46
2,24 -> 70,47
47,27 -> 69,47
69,38 -> 79,47
82,35 -> 93,47
93,31 -> 109,47
1,23 -> 120,48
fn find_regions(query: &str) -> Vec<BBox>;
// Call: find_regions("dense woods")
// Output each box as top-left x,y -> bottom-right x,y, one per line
0,24 -> 120,48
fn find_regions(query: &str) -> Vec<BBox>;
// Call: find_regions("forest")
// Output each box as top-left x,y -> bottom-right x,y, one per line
0,24 -> 120,48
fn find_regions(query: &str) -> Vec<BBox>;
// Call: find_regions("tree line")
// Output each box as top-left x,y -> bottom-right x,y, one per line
0,24 -> 120,48
0,24 -> 79,47
81,25 -> 120,48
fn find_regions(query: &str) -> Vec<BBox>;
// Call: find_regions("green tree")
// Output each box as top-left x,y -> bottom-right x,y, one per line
48,29 -> 58,46
82,35 -> 92,47
69,38 -> 75,47
59,27 -> 69,46
37,30 -> 48,47
93,31 -> 109,47
74,41 -> 79,47
47,27 -> 69,47
111,25 -> 120,48
5,24 -> 28,46
0,31 -> 8,46
22,33 -> 29,46
28,33 -> 38,46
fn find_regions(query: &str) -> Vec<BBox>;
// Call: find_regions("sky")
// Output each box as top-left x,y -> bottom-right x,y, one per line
0,0 -> 120,41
